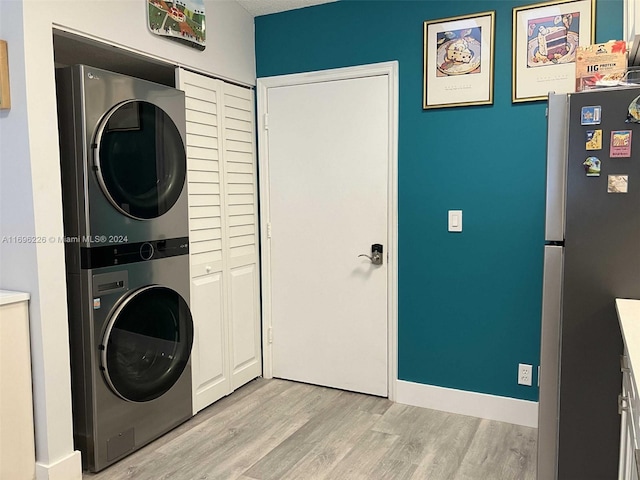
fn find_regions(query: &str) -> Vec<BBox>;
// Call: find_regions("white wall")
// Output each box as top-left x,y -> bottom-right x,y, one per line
0,1 -> 255,478
49,0 -> 256,86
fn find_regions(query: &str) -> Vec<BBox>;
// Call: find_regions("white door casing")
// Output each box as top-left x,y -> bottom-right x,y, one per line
257,62 -> 398,399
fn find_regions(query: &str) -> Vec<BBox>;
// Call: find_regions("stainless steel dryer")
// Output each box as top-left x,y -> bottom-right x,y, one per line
56,66 -> 194,472
56,64 -> 188,246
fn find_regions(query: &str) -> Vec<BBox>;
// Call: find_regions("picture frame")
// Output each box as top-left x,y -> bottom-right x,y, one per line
423,11 -> 495,110
512,0 -> 595,103
0,40 -> 10,110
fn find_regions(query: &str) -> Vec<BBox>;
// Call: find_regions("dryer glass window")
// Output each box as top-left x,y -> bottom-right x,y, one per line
96,101 -> 186,220
102,286 -> 193,402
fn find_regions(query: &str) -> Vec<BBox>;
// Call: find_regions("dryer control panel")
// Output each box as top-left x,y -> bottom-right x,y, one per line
80,237 -> 189,269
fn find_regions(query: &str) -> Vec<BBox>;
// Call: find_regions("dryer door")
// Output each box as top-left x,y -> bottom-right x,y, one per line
94,100 -> 187,220
101,285 -> 194,402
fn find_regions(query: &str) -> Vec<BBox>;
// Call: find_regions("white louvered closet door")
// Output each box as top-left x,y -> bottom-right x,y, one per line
177,69 -> 261,414
221,83 -> 262,390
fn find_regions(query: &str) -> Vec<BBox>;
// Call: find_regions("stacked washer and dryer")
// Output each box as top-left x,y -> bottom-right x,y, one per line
56,65 -> 194,472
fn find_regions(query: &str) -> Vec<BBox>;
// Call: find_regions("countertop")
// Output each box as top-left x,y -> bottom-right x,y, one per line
0,290 -> 30,307
617,298 -> 640,379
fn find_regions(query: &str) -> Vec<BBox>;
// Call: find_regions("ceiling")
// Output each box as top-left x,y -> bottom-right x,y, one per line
236,0 -> 337,17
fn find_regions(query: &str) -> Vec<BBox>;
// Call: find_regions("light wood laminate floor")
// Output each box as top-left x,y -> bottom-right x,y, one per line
84,378 -> 537,480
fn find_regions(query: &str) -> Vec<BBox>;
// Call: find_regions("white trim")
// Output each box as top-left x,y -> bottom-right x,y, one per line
52,25 -> 254,88
396,380 -> 539,428
36,450 -> 82,480
257,61 -> 399,401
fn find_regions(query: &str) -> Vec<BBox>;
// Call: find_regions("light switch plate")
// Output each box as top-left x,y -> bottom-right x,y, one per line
448,210 -> 462,232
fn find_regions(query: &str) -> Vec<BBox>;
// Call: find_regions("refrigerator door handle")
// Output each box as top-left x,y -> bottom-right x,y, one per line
537,244 -> 564,480
545,93 -> 569,242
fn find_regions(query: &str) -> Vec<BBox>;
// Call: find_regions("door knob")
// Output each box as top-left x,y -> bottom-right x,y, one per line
358,244 -> 383,265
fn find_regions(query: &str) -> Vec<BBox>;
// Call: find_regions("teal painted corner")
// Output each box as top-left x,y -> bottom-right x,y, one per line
255,0 -> 623,402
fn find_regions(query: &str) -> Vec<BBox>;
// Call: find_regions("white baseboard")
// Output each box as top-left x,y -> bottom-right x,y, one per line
396,380 -> 538,428
36,450 -> 82,480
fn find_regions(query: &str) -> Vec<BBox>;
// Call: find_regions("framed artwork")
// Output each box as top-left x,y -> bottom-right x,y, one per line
423,11 -> 495,109
0,40 -> 10,110
147,0 -> 206,51
512,0 -> 595,102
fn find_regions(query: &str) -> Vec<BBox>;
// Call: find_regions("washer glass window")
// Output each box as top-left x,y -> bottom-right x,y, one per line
102,286 -> 193,402
96,101 -> 186,220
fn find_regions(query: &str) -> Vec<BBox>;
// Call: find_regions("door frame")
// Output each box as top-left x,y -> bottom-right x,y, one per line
256,61 -> 399,400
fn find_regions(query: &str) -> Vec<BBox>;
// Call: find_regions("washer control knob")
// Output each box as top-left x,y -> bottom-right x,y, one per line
140,242 -> 154,261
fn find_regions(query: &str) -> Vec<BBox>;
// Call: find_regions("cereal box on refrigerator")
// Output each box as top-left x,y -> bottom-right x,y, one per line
575,40 -> 627,91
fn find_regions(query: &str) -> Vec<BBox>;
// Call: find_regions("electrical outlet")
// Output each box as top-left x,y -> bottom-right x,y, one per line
518,363 -> 533,386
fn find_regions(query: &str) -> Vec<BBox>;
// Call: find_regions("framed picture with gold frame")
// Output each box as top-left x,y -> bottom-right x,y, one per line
512,0 -> 595,103
0,40 -> 10,110
423,11 -> 495,109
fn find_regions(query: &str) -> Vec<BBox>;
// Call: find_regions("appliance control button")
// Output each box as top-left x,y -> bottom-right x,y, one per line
140,242 -> 154,261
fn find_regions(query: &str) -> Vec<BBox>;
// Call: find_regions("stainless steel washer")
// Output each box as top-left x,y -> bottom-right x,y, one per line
65,246 -> 193,472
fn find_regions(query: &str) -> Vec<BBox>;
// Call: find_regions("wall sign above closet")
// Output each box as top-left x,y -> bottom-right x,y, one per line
147,0 -> 206,51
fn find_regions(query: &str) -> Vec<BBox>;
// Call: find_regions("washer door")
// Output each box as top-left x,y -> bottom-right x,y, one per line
101,285 -> 193,402
94,100 -> 186,220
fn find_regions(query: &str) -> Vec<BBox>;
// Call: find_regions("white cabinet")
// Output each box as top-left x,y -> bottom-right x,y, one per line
178,69 -> 261,414
618,299 -> 640,480
0,291 -> 36,480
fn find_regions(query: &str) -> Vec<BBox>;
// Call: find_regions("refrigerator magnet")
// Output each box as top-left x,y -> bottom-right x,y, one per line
583,157 -> 601,176
607,175 -> 629,193
626,95 -> 640,123
581,106 -> 602,125
585,130 -> 603,150
610,130 -> 632,157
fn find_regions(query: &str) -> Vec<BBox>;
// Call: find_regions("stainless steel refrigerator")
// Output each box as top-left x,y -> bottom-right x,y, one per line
538,88 -> 640,480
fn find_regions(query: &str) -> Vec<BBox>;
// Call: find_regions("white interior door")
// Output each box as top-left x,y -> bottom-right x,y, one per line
264,73 -> 390,397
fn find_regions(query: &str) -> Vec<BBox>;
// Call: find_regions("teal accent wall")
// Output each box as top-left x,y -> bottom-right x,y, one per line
256,0 -> 623,401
